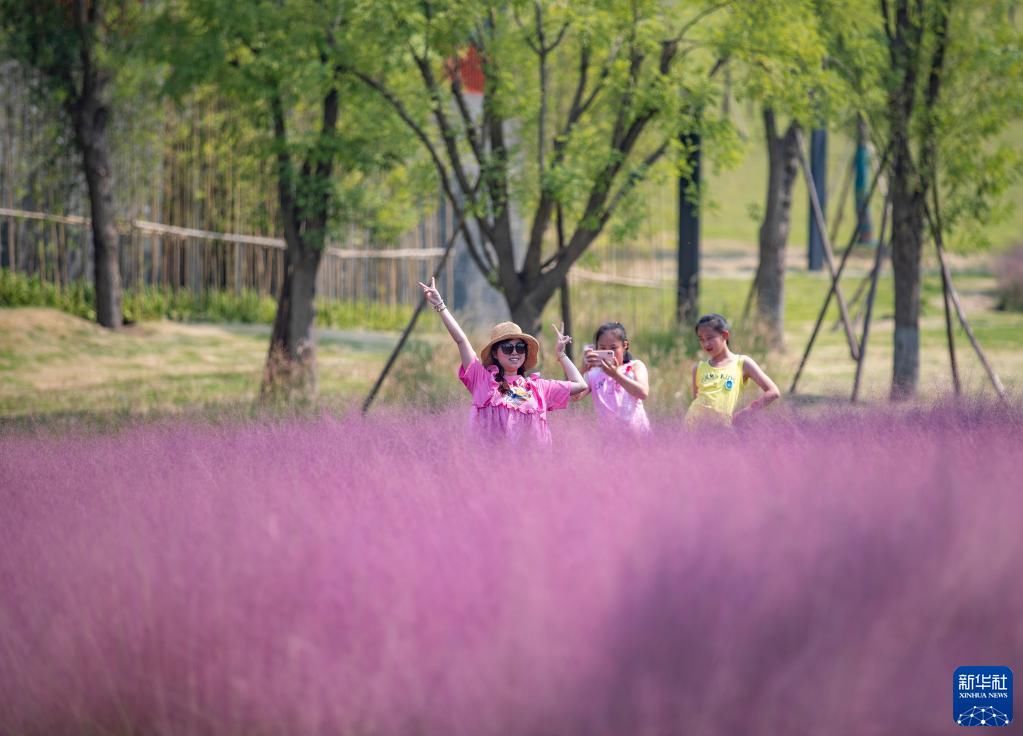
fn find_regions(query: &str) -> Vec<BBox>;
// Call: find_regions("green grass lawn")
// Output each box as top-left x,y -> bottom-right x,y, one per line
0,308 -> 399,424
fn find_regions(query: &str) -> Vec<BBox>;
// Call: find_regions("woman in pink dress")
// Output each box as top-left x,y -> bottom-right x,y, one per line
579,321 -> 651,434
418,278 -> 588,445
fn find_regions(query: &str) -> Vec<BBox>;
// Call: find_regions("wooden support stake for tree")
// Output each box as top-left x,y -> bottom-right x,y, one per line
929,187 -> 961,396
739,262 -> 760,326
832,269 -> 873,332
923,199 -> 1006,402
940,258 -> 961,396
851,191 -> 892,402
361,209 -> 468,415
828,150 -> 857,248
789,143 -> 891,394
794,128 -> 860,361
556,202 -> 573,361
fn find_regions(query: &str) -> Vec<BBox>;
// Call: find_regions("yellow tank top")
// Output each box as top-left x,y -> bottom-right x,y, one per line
686,356 -> 746,427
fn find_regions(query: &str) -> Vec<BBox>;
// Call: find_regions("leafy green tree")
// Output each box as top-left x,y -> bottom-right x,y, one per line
344,0 -> 746,335
877,0 -> 1023,399
747,0 -> 1021,396
0,0 -> 145,328
158,0 -> 424,399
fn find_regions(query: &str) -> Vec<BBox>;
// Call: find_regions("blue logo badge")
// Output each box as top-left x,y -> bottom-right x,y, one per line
724,377 -> 734,391
954,667 -> 1013,726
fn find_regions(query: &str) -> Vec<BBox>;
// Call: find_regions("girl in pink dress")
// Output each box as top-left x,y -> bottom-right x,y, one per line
579,322 -> 651,434
418,278 -> 588,445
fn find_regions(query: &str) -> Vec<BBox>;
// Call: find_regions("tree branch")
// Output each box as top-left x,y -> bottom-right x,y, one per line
671,0 -> 735,43
449,72 -> 486,167
410,46 -> 501,249
917,0 -> 951,206
880,0 -> 895,44
599,141 -> 671,232
576,37 -> 625,121
611,48 -> 646,149
924,0 -> 950,112
410,48 -> 476,204
538,139 -> 670,276
478,47 -> 518,294
522,42 -> 590,269
341,65 -> 465,233
526,21 -> 682,282
340,63 -> 498,281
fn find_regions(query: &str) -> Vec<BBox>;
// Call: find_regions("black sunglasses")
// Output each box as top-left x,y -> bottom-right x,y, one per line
498,341 -> 529,355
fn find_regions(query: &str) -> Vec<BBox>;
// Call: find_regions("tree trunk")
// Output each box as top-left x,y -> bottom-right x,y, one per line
69,38 -> 122,328
883,0 -> 952,401
889,139 -> 924,400
262,241 -> 322,401
756,110 -> 800,348
509,295 -> 545,339
886,0 -> 926,402
260,85 -> 338,403
507,233 -> 586,339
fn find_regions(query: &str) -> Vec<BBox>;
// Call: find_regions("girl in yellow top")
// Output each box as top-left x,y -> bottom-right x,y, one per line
687,313 -> 780,427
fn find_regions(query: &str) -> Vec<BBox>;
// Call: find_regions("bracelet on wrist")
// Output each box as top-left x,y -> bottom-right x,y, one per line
432,301 -> 447,312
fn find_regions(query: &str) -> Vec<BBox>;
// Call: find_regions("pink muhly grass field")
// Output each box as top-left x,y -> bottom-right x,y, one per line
0,406 -> 1020,735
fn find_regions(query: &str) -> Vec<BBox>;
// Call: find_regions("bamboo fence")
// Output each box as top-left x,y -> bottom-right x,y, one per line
0,206 -> 454,306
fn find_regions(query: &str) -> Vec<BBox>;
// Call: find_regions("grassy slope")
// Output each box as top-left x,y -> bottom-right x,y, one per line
0,309 -> 397,420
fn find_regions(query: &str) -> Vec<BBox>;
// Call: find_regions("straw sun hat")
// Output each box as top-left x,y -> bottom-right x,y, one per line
478,322 -> 540,371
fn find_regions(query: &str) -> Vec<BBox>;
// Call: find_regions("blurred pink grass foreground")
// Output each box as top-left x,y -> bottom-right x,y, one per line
1,406 -> 1020,735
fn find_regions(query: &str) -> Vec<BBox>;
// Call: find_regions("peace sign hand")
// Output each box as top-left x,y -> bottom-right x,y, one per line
552,322 -> 572,357
418,277 -> 444,308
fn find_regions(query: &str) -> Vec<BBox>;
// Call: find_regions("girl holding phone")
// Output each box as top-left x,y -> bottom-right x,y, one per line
580,321 -> 651,434
418,278 -> 588,445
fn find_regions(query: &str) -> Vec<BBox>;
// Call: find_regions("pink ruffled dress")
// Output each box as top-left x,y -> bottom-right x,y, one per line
585,360 -> 651,434
458,357 -> 574,446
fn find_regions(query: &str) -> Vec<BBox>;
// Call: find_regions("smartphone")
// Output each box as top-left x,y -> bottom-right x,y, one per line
589,349 -> 616,363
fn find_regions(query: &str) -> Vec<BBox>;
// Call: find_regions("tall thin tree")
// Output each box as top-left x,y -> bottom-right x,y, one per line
0,0 -> 133,327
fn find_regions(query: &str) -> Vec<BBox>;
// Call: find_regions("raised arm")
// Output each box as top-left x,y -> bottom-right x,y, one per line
418,278 -> 475,369
552,323 -> 588,395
